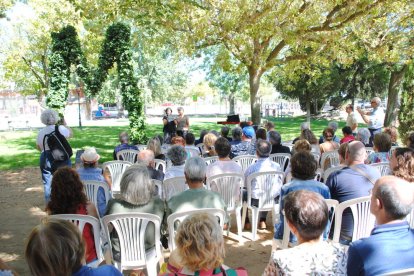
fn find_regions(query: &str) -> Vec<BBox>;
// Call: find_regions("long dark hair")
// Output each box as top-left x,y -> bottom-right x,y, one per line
47,167 -> 87,214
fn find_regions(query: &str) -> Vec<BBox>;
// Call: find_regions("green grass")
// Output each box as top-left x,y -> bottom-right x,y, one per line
0,116 -> 346,170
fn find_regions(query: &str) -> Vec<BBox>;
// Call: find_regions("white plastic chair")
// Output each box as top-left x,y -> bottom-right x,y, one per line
370,162 -> 392,176
280,199 -> 339,249
204,156 -> 219,166
242,171 -> 285,240
151,179 -> 162,198
82,180 -> 111,210
269,153 -> 291,172
320,150 -> 340,171
332,196 -> 376,243
116,149 -> 139,163
50,214 -> 103,268
196,143 -> 206,155
154,159 -> 167,173
186,148 -> 200,157
206,173 -> 244,237
163,176 -> 188,201
380,268 -> 414,276
406,208 -> 414,229
102,213 -> 162,275
167,208 -> 226,251
323,165 -> 345,183
102,161 -> 132,196
281,142 -> 293,152
314,168 -> 323,182
137,144 -> 147,151
233,155 -> 258,173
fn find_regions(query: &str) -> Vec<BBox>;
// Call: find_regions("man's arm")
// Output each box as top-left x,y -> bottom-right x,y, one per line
347,244 -> 364,276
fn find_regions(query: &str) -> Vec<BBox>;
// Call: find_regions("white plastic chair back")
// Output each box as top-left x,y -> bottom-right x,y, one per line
116,149 -> 139,163
370,162 -> 392,176
204,156 -> 219,166
281,199 -> 339,249
365,147 -> 374,157
332,196 -> 375,243
314,168 -> 323,182
269,153 -> 291,172
281,142 -> 293,152
102,213 -> 162,274
102,161 -> 132,195
242,171 -> 284,240
233,155 -> 258,173
406,208 -> 414,229
196,143 -> 205,155
323,165 -> 345,183
154,159 -> 167,173
311,152 -> 321,164
186,148 -> 200,157
163,176 -> 188,201
50,214 -> 103,267
167,208 -> 225,251
320,150 -> 340,171
151,179 -> 162,198
82,180 -> 111,207
380,268 -> 414,276
137,144 -> 147,151
206,173 -> 244,236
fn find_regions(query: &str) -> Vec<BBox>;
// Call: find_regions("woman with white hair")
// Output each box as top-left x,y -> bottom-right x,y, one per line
356,128 -> 373,147
105,164 -> 165,261
36,109 -> 72,204
165,145 -> 187,180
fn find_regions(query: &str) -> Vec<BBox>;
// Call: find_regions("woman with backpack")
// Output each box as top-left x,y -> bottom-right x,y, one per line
36,109 -> 72,204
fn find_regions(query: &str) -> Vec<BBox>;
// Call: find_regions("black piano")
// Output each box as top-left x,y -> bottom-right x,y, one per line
217,114 -> 240,125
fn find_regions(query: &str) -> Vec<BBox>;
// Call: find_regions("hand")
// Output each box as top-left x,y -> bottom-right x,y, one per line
356,107 -> 363,114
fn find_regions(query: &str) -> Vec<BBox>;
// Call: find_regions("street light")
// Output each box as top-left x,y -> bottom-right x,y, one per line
76,84 -> 82,129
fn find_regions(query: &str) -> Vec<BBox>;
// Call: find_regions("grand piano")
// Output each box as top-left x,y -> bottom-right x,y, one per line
217,114 -> 240,125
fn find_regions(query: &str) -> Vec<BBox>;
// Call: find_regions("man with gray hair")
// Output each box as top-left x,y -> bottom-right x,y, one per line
347,176 -> 414,275
138,149 -> 164,181
326,141 -> 381,244
164,145 -> 187,180
167,157 -> 226,214
268,131 -> 290,154
357,96 -> 385,145
243,139 -> 282,229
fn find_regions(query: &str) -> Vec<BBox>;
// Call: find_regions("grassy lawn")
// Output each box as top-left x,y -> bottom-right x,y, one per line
0,116 -> 347,170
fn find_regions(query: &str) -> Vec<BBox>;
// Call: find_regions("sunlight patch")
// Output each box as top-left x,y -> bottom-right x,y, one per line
29,206 -> 46,217
25,186 -> 43,192
0,233 -> 13,240
0,253 -> 19,262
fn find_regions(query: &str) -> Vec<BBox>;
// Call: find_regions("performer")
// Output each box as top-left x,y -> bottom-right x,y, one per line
163,107 -> 176,144
174,107 -> 190,138
356,97 -> 384,145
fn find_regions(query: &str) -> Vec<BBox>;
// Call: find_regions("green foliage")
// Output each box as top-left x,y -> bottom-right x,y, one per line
398,64 -> 414,142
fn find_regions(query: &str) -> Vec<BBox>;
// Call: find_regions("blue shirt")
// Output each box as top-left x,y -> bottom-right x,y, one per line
73,265 -> 121,276
231,141 -> 255,157
325,165 -> 380,241
274,179 -> 331,240
347,222 -> 414,276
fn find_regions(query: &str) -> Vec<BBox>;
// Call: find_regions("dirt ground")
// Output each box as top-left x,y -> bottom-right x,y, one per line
0,168 -> 274,275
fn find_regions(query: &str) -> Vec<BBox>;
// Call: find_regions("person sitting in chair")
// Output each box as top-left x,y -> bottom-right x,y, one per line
113,131 -> 138,160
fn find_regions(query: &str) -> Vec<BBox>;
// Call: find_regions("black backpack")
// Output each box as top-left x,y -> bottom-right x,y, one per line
43,125 -> 73,171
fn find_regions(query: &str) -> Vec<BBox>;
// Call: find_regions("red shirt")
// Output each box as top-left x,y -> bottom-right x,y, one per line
340,135 -> 355,144
76,204 -> 98,263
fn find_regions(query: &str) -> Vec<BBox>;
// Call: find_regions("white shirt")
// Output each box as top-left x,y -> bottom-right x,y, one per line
346,111 -> 358,132
36,125 -> 70,151
206,160 -> 243,178
164,164 -> 185,180
369,107 -> 385,129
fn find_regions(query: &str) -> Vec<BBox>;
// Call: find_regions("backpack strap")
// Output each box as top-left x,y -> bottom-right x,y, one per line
349,165 -> 376,185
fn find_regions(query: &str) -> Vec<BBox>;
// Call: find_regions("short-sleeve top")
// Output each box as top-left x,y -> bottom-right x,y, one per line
175,115 -> 189,131
36,125 -> 70,151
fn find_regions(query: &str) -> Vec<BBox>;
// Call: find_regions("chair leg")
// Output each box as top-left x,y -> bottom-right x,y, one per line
251,208 -> 259,240
241,203 -> 247,229
235,207 -> 242,238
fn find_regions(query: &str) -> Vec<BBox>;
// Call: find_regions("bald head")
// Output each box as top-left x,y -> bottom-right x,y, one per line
373,176 -> 413,221
137,150 -> 155,167
346,141 -> 367,164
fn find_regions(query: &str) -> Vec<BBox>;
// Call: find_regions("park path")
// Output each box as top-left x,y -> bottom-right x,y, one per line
0,167 -> 273,275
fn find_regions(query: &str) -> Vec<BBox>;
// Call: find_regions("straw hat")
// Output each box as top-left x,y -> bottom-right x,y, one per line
81,147 -> 100,163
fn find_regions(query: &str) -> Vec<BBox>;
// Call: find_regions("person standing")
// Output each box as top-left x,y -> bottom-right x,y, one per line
357,97 -> 385,145
36,109 -> 72,204
174,107 -> 189,138
345,104 -> 358,136
162,107 -> 176,144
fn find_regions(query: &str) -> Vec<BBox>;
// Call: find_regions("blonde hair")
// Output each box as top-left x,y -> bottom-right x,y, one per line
203,133 -> 218,156
176,213 -> 225,271
147,137 -> 162,156
293,139 -> 311,153
25,218 -> 84,276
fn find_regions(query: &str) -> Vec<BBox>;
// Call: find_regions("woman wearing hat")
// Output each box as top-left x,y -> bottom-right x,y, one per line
77,147 -> 111,217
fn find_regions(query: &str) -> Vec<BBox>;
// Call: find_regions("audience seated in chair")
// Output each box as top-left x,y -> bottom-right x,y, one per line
160,213 -> 247,276
255,128 -> 267,140
366,132 -> 392,164
206,137 -> 242,179
356,128 -> 373,147
318,121 -> 341,144
231,126 -> 256,157
347,176 -> 414,276
46,167 -> 99,264
171,136 -> 186,147
325,141 -> 381,245
105,164 -> 165,261
230,127 -> 243,146
274,152 -> 330,243
264,121 -> 275,133
221,126 -> 232,142
243,139 -> 281,230
300,129 -> 320,155
194,129 -> 208,145
390,147 -> 414,182
265,190 -> 347,276
25,218 -> 121,276
77,147 -> 111,217
203,133 -> 218,158
340,126 -> 355,144
167,157 -> 226,214
137,149 -> 164,182
320,127 -> 339,154
147,137 -> 165,161
165,146 -> 187,180
113,131 -> 138,160
383,126 -> 399,146
292,122 -> 310,145
268,131 -> 290,154
184,132 -> 199,157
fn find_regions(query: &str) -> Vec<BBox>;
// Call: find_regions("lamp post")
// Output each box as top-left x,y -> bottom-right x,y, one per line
76,85 -> 82,129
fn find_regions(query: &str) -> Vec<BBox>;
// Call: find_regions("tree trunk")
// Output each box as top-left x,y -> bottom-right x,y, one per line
229,93 -> 235,114
385,65 -> 407,127
85,97 -> 91,120
248,66 -> 263,125
306,98 -> 311,126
